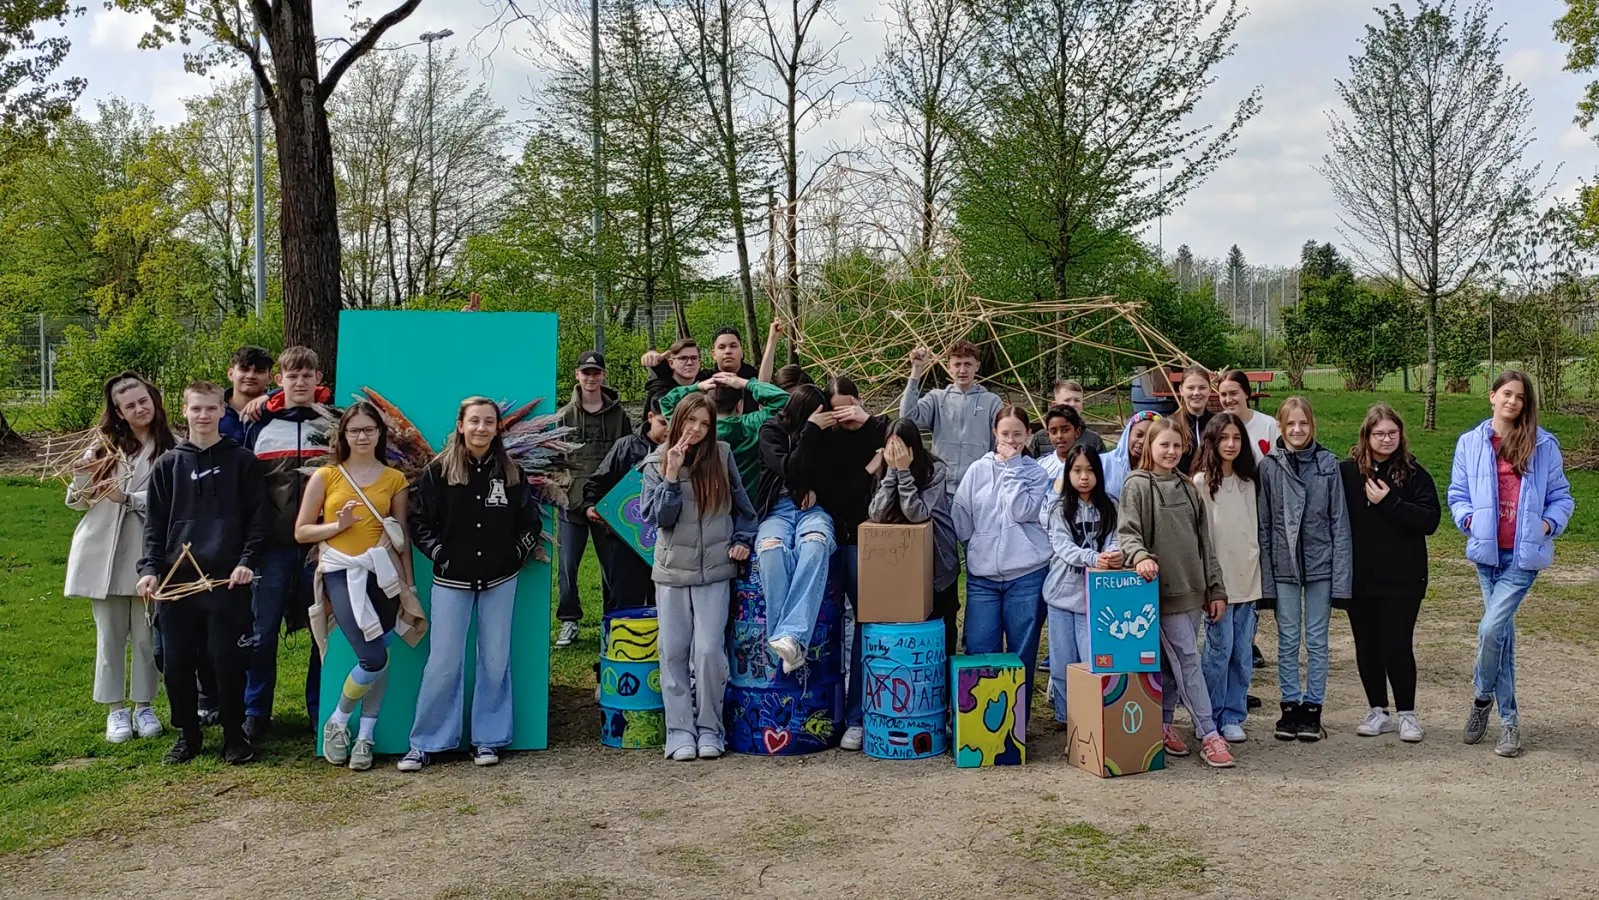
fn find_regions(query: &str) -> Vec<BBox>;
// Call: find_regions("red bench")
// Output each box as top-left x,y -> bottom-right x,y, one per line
1150,369 -> 1275,409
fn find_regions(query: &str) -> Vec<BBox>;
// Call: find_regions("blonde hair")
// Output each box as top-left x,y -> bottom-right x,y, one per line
435,396 -> 522,487
1275,396 -> 1316,441
1136,418 -> 1189,476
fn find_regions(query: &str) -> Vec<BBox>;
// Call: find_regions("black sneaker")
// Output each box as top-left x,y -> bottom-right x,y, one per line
223,734 -> 255,765
1252,643 -> 1265,667
197,706 -> 220,728
163,731 -> 202,765
1274,702 -> 1301,741
1297,703 -> 1326,742
1247,694 -> 1262,710
242,715 -> 269,743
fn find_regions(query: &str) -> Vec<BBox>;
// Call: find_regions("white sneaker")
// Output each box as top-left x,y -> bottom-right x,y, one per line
669,745 -> 697,762
840,726 -> 864,751
133,707 -> 163,739
1220,723 -> 1247,743
105,708 -> 133,744
1398,711 -> 1424,743
555,621 -> 580,647
1356,707 -> 1396,737
768,636 -> 805,674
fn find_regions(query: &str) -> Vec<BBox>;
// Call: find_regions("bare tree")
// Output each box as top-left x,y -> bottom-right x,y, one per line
656,0 -> 767,357
751,0 -> 853,362
1322,0 -> 1545,428
872,0 -> 981,255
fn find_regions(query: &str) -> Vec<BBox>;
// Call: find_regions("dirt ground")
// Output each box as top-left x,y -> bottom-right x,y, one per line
6,560 -> 1599,900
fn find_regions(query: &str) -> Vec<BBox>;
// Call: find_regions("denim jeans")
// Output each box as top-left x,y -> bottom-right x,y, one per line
1275,580 -> 1332,705
1045,606 -> 1090,723
757,497 -> 836,649
1201,601 -> 1256,728
1474,548 -> 1538,727
410,579 -> 519,753
246,545 -> 322,720
836,545 -> 866,728
964,567 -> 1047,709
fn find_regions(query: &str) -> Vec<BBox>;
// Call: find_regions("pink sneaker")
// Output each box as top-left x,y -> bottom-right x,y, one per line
1200,732 -> 1236,768
1162,724 -> 1190,757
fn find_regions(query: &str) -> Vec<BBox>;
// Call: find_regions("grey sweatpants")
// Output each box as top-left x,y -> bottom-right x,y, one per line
657,581 -> 731,753
1160,608 -> 1217,737
92,595 -> 158,704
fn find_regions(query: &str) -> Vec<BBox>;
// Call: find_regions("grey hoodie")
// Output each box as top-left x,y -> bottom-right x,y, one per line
1041,496 -> 1119,613
1115,469 -> 1225,614
1257,439 -> 1353,600
867,461 -> 959,591
899,378 -> 1003,493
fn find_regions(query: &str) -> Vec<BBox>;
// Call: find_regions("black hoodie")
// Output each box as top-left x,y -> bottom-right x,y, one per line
1338,456 -> 1441,605
754,418 -> 829,519
139,437 -> 270,582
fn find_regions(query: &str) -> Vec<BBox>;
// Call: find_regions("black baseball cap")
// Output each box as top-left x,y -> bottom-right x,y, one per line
576,350 -> 606,371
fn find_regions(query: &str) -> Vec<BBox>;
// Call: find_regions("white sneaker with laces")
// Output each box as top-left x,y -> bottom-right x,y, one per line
840,726 -> 864,751
1356,707 -> 1395,737
106,708 -> 134,744
556,621 -> 580,647
133,706 -> 163,739
1398,711 -> 1424,743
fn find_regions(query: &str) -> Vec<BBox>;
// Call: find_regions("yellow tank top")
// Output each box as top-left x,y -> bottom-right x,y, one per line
320,464 -> 409,556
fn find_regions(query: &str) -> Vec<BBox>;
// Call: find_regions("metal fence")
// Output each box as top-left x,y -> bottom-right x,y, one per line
0,314 -> 100,406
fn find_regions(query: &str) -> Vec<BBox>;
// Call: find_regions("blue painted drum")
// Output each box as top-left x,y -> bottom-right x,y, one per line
602,606 -> 660,663
599,608 -> 664,747
598,659 -> 663,712
725,680 -> 845,756
861,621 -> 948,759
728,556 -> 843,691
600,707 -> 666,749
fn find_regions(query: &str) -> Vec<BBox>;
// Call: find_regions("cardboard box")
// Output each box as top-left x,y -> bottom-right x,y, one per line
1085,568 -> 1160,673
1065,664 -> 1164,777
951,653 -> 1026,767
856,521 -> 934,623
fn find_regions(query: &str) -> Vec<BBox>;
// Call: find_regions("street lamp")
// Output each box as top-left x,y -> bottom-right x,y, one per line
1156,162 -> 1173,258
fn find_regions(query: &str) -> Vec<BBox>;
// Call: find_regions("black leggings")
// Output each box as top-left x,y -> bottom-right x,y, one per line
1346,595 -> 1421,711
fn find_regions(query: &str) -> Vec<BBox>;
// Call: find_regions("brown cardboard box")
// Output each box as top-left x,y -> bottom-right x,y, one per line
856,521 -> 934,623
1064,663 -> 1165,778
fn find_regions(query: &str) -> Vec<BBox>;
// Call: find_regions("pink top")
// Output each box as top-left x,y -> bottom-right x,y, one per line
1490,436 -> 1520,550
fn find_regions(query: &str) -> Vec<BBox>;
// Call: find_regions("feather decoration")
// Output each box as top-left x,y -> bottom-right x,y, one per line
497,397 -> 583,509
354,387 -> 435,482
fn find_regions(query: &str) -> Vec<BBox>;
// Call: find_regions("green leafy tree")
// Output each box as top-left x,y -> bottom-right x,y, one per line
0,1 -> 84,160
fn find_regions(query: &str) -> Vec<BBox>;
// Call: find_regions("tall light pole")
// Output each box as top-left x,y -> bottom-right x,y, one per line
1156,162 -> 1173,258
252,33 -> 266,317
590,0 -> 605,353
420,30 -> 453,303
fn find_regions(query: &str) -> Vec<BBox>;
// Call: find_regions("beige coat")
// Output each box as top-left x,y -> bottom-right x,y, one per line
308,538 -> 428,659
1192,471 -> 1263,604
64,448 -> 155,600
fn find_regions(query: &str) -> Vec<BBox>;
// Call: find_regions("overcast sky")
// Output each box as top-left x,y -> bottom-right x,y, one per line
58,0 -> 1599,271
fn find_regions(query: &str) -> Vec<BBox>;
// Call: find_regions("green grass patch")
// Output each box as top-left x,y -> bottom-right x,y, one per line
1011,819 -> 1207,894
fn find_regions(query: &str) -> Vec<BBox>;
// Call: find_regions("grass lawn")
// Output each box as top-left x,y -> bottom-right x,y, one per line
0,385 -> 1593,855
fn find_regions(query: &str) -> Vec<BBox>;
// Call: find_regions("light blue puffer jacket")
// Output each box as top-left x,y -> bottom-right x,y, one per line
1447,420 -> 1574,570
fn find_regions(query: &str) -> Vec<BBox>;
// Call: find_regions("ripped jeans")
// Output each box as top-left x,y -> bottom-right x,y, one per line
757,496 -> 836,651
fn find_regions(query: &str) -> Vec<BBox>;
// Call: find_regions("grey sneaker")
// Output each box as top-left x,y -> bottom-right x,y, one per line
322,718 -> 351,765
348,737 -> 375,771
1494,725 -> 1522,758
556,621 -> 580,647
1463,699 -> 1493,745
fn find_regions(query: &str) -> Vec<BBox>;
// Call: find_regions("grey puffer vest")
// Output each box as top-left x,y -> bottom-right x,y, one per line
640,441 -> 757,588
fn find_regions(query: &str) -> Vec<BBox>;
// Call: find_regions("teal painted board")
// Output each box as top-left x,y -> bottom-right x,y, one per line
318,310 -> 557,755
594,468 -> 655,565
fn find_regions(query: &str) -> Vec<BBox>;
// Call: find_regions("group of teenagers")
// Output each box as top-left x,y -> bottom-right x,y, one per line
66,323 -> 1575,772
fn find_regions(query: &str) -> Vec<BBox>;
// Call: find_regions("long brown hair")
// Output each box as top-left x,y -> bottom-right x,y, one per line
97,371 -> 176,459
435,396 -> 522,487
668,392 -> 729,515
1350,403 -> 1414,487
1491,370 -> 1539,475
334,401 -> 391,465
1170,364 -> 1212,452
1194,412 -> 1258,497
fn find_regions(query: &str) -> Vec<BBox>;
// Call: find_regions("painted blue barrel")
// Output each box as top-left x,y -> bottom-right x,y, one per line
724,555 -> 844,755
599,608 -> 664,749
861,621 -> 948,760
725,680 -> 844,756
728,556 -> 843,691
1130,371 -> 1178,417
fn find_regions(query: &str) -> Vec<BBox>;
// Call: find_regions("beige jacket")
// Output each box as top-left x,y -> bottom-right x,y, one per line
308,537 -> 428,658
1192,471 -> 1262,604
64,448 -> 155,600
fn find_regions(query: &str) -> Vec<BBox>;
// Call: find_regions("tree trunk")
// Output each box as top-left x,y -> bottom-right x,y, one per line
1423,288 -> 1438,430
270,4 -> 344,385
717,1 -> 761,361
0,407 -> 22,447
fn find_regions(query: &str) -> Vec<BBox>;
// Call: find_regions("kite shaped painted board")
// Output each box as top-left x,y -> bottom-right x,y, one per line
595,468 -> 656,566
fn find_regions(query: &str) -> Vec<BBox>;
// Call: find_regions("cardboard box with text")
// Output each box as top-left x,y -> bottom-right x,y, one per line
1065,663 -> 1164,778
856,521 -> 934,623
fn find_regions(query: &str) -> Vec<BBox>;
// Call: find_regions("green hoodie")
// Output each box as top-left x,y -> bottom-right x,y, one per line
661,379 -> 789,494
1114,469 -> 1226,614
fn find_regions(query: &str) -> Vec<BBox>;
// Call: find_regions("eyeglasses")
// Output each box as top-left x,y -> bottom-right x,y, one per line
672,355 -> 701,364
1370,430 -> 1400,440
346,427 -> 380,438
